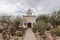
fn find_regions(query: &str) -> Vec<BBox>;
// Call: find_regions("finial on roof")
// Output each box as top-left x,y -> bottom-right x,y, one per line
28,8 -> 31,11
27,8 -> 32,16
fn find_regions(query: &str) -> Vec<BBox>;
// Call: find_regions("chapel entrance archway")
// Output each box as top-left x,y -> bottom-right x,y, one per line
27,23 -> 31,28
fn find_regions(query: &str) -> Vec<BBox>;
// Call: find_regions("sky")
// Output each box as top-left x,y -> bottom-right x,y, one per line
0,0 -> 60,16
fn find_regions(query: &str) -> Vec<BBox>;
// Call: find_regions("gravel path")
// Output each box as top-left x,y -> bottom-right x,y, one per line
24,28 -> 37,40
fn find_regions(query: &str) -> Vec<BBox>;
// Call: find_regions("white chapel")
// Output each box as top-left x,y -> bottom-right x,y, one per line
23,9 -> 36,28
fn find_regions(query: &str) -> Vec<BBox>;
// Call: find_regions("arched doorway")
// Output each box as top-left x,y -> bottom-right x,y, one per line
27,23 -> 31,28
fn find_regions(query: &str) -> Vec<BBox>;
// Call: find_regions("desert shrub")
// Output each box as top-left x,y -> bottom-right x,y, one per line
18,27 -> 24,31
36,25 -> 45,35
32,27 -> 37,33
51,29 -> 60,36
33,24 -> 37,33
18,27 -> 26,33
39,30 -> 45,35
14,38 -> 18,40
16,31 -> 23,37
10,27 -> 16,36
34,21 -> 46,35
2,30 -> 7,40
3,35 -> 7,40
0,29 -> 3,33
23,28 -> 27,30
2,31 -> 6,36
41,34 -> 47,40
44,26 -> 51,31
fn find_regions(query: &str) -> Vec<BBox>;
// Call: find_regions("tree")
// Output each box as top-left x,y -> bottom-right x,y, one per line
14,17 -> 23,30
35,20 -> 48,40
35,14 -> 54,40
49,11 -> 60,28
49,10 -> 60,40
36,15 -> 49,23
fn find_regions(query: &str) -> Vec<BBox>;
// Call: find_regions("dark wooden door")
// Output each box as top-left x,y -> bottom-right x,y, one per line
27,23 -> 31,28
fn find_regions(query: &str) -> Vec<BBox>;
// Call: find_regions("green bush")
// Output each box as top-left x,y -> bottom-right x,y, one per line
44,26 -> 51,31
2,31 -> 7,40
3,35 -> 7,40
2,30 -> 7,36
51,29 -> 60,36
39,29 -> 45,35
10,27 -> 16,36
32,28 -> 36,33
18,27 -> 26,33
36,25 -> 45,35
18,27 -> 24,31
41,34 -> 47,40
16,31 -> 23,37
0,29 -> 3,33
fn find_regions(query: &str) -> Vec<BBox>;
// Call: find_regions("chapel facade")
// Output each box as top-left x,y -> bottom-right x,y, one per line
23,9 -> 36,28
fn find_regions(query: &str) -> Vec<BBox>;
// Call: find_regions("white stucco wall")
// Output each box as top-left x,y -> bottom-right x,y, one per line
23,16 -> 36,28
23,16 -> 36,23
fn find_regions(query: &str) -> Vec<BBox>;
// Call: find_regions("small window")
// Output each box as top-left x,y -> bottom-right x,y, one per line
33,23 -> 35,25
24,23 -> 26,25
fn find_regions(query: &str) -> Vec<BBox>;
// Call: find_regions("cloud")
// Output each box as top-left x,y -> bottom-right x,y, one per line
0,0 -> 60,16
38,0 -> 60,14
0,1 -> 16,14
